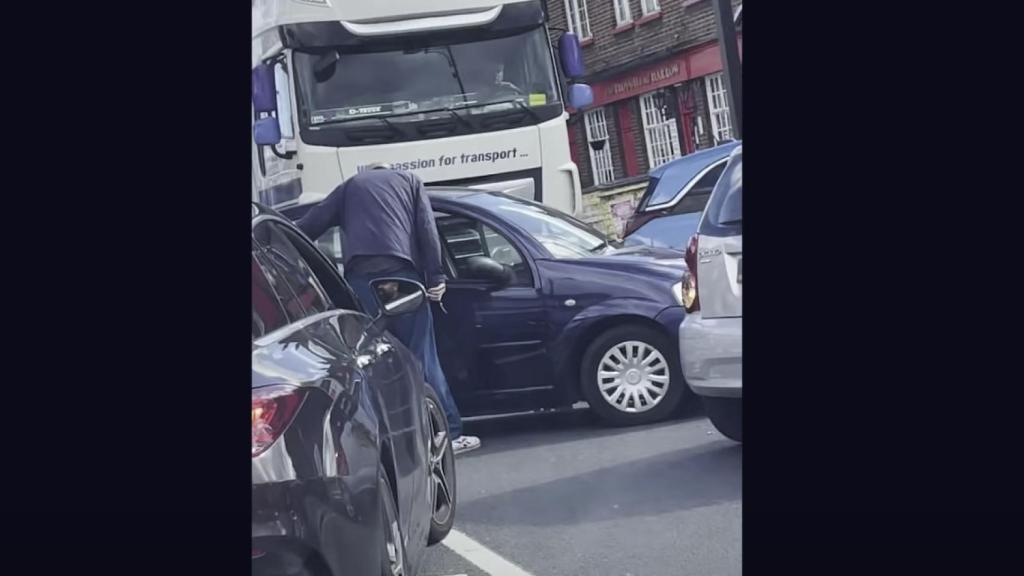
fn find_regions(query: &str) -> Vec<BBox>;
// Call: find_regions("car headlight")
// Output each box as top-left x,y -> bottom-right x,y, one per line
672,281 -> 684,306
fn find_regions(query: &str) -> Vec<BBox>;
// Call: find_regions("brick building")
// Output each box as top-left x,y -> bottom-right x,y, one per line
548,0 -> 742,194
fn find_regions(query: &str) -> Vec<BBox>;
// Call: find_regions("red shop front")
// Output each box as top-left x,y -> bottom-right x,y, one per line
574,38 -> 742,184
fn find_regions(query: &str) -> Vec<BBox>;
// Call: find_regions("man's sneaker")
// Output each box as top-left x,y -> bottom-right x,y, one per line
452,435 -> 481,455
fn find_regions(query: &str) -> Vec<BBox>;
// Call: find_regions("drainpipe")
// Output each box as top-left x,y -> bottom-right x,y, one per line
712,0 -> 742,138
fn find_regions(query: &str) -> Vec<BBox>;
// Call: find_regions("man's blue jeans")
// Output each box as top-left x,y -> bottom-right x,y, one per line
347,270 -> 464,438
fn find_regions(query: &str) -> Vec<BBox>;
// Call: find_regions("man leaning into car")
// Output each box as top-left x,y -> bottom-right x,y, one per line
296,162 -> 481,455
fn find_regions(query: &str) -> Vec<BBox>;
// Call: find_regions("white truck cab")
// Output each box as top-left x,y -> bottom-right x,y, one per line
252,0 -> 593,215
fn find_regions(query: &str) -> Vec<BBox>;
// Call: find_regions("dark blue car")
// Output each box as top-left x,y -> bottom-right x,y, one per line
284,190 -> 690,426
623,141 -> 741,251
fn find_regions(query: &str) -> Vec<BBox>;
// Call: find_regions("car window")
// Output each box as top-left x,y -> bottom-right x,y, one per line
252,253 -> 288,340
312,226 -> 344,275
673,162 -> 725,212
279,205 -> 346,275
278,224 -> 362,313
626,212 -> 703,251
254,221 -> 333,321
636,176 -> 661,211
693,162 -> 727,192
718,182 -> 742,225
702,151 -> 743,234
436,213 -> 532,286
672,189 -> 713,216
642,159 -> 727,209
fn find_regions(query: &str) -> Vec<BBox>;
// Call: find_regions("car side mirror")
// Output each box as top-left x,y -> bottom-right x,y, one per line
465,256 -> 513,288
370,278 -> 427,317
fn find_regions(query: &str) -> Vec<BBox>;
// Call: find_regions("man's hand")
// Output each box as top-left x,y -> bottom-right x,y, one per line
426,283 -> 446,302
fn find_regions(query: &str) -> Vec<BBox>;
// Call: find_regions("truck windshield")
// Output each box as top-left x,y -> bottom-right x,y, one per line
294,27 -> 560,126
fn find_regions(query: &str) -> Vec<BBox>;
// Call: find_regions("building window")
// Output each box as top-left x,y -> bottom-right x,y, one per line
613,0 -> 633,25
564,0 -> 592,40
705,73 -> 733,144
641,0 -> 661,16
639,92 -> 682,169
585,108 -> 615,185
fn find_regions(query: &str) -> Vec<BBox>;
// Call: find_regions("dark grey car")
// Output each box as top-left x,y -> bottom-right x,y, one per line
252,203 -> 455,576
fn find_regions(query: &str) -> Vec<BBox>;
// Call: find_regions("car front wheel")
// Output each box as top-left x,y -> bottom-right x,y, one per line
581,324 -> 689,426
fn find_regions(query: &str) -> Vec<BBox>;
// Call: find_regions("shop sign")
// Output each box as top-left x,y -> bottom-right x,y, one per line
606,64 -> 682,100
588,38 -> 741,108
593,58 -> 688,107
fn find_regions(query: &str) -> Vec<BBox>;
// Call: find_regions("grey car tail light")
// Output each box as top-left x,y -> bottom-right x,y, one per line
252,385 -> 305,457
683,234 -> 700,312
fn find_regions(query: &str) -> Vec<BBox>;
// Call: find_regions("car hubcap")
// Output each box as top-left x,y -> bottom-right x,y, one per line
597,340 -> 670,413
426,399 -> 454,526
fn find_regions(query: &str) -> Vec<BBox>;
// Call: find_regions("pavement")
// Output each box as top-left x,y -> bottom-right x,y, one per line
419,403 -> 742,576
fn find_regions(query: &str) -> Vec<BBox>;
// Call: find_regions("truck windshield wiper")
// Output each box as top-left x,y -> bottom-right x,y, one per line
434,106 -> 472,130
506,98 -> 542,122
346,114 -> 400,141
459,98 -> 542,122
372,115 -> 398,135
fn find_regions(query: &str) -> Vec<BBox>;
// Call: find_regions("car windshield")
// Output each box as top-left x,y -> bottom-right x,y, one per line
294,26 -> 560,126
468,194 -> 613,258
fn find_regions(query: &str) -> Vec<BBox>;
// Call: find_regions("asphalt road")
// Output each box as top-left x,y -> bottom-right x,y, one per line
420,404 -> 742,576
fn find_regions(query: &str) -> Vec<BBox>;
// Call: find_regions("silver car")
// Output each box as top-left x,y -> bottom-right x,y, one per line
679,145 -> 742,441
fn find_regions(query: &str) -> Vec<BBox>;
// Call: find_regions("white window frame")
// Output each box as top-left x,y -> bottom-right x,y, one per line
639,92 -> 682,169
564,0 -> 592,40
584,108 -> 615,185
705,73 -> 733,144
641,0 -> 661,16
613,0 -> 633,26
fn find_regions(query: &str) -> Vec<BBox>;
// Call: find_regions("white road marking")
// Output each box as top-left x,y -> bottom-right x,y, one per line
441,529 -> 536,576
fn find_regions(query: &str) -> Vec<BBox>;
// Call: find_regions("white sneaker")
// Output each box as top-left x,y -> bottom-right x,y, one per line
451,435 -> 481,455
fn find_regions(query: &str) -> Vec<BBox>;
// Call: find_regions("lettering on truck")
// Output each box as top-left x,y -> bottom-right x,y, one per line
347,105 -> 383,116
358,147 -> 521,173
